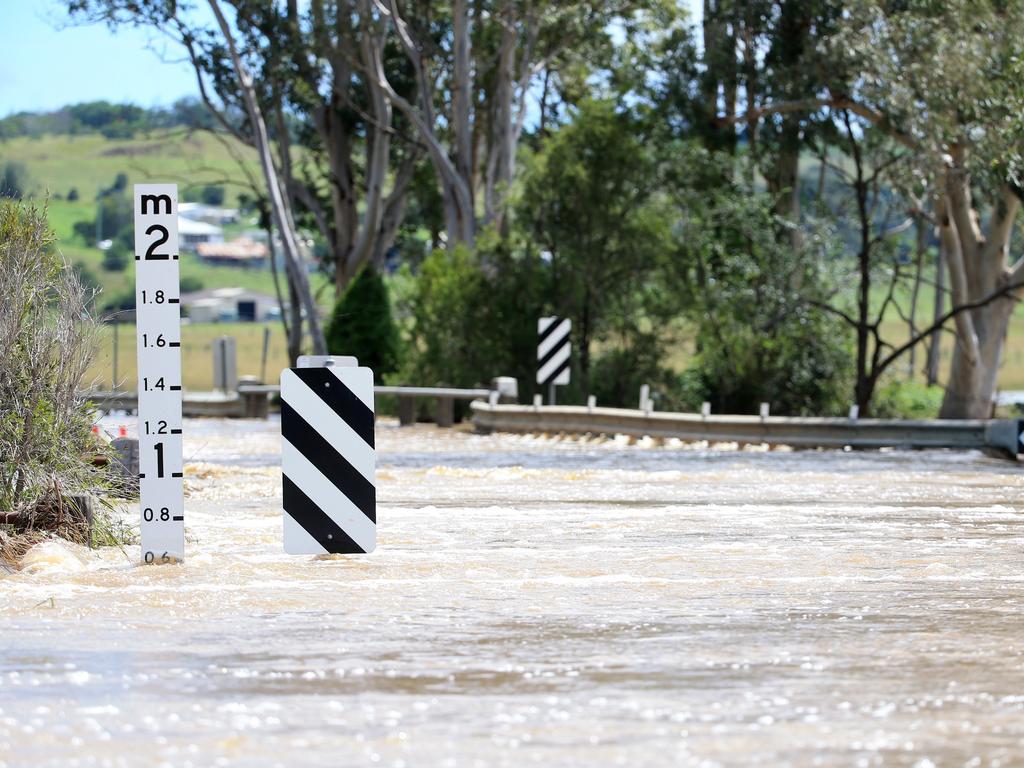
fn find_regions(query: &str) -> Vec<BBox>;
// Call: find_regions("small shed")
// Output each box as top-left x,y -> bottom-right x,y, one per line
181,287 -> 280,323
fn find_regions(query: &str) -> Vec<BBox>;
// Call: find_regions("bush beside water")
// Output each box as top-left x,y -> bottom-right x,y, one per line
0,201 -> 121,565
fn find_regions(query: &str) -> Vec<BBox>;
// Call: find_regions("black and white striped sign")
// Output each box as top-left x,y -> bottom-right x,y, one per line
280,362 -> 376,554
133,184 -> 184,564
537,316 -> 571,386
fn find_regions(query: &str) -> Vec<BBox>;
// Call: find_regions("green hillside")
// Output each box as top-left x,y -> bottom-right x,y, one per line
0,129 -> 331,304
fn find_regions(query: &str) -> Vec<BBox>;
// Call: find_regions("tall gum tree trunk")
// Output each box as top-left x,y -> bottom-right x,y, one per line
938,165 -> 1023,418
208,0 -> 326,354
941,297 -> 1015,417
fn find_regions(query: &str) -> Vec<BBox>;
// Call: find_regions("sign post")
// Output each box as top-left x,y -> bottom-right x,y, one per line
133,184 -> 184,564
536,316 -> 571,405
281,356 -> 376,554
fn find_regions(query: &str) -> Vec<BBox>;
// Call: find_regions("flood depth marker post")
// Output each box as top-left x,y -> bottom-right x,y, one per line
537,316 -> 571,405
134,184 -> 185,564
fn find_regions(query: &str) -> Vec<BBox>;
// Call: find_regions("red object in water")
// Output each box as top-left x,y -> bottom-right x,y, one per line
119,425 -> 127,437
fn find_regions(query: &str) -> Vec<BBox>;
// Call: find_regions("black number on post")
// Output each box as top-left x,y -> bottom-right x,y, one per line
154,442 -> 165,478
144,420 -> 168,435
144,225 -> 170,260
144,551 -> 155,564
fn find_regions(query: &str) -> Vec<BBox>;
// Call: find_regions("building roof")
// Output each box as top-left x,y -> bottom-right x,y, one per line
179,202 -> 240,220
197,237 -> 268,262
180,287 -> 278,306
177,217 -> 223,236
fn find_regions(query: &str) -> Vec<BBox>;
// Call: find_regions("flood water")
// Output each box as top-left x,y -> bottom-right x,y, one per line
2,418 -> 1024,767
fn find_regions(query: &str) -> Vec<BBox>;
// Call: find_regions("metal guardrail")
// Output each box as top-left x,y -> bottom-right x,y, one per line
84,385 -> 496,426
470,401 -> 1022,456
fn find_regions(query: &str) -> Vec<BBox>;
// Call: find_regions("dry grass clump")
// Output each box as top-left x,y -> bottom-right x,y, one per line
0,200 -> 129,568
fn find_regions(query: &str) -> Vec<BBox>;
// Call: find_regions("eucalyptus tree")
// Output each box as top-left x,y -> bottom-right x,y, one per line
365,0 -> 662,247
67,1 -> 425,345
518,99 -> 672,396
687,0 -> 1024,417
823,0 -> 1024,417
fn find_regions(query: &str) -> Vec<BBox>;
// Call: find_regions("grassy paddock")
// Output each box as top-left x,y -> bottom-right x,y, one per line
85,321 -> 294,392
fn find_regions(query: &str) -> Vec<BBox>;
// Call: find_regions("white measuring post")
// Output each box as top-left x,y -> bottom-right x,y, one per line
280,356 -> 376,554
133,184 -> 184,564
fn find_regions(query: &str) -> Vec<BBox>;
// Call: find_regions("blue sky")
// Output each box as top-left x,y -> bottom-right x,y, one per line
1,1 -> 199,115
2,0 -> 703,116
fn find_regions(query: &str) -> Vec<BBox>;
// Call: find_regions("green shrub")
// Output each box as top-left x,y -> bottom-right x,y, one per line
399,233 -> 546,393
871,380 -> 944,419
326,265 -> 400,380
180,276 -> 204,293
672,173 -> 853,416
590,333 -> 686,410
101,244 -> 129,272
200,185 -> 225,206
0,201 -> 99,514
0,161 -> 28,199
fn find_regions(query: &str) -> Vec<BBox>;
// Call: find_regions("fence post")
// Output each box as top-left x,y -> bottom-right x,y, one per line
435,397 -> 455,428
639,384 -> 650,412
213,336 -> 238,393
239,376 -> 268,418
398,396 -> 416,426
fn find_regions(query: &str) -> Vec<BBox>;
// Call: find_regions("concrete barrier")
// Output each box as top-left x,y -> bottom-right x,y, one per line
470,401 -> 1022,456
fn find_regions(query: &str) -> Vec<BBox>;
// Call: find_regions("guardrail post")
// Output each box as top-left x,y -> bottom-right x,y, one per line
639,384 -> 650,412
491,376 -> 519,404
848,404 -> 860,421
436,396 -> 455,428
533,394 -> 542,410
701,401 -> 711,417
587,394 -> 596,412
239,376 -> 268,418
398,396 -> 416,426
759,402 -> 770,419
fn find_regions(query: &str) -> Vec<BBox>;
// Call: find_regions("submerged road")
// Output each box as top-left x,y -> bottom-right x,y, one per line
2,419 -> 1023,767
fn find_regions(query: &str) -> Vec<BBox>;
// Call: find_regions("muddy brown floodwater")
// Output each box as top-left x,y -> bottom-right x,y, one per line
2,417 -> 1024,767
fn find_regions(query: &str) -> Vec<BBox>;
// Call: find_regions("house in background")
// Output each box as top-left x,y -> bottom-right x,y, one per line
179,202 -> 240,226
181,287 -> 280,323
196,237 -> 269,268
178,216 -> 223,251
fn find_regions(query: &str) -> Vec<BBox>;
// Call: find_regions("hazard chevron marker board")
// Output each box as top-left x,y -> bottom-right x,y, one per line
134,184 -> 184,564
537,316 -> 571,386
281,364 -> 376,554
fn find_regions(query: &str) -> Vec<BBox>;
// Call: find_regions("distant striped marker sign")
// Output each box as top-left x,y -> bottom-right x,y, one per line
280,361 -> 376,554
537,316 -> 571,387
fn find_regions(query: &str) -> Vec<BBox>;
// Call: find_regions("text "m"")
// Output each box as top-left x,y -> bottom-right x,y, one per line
141,194 -> 172,215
